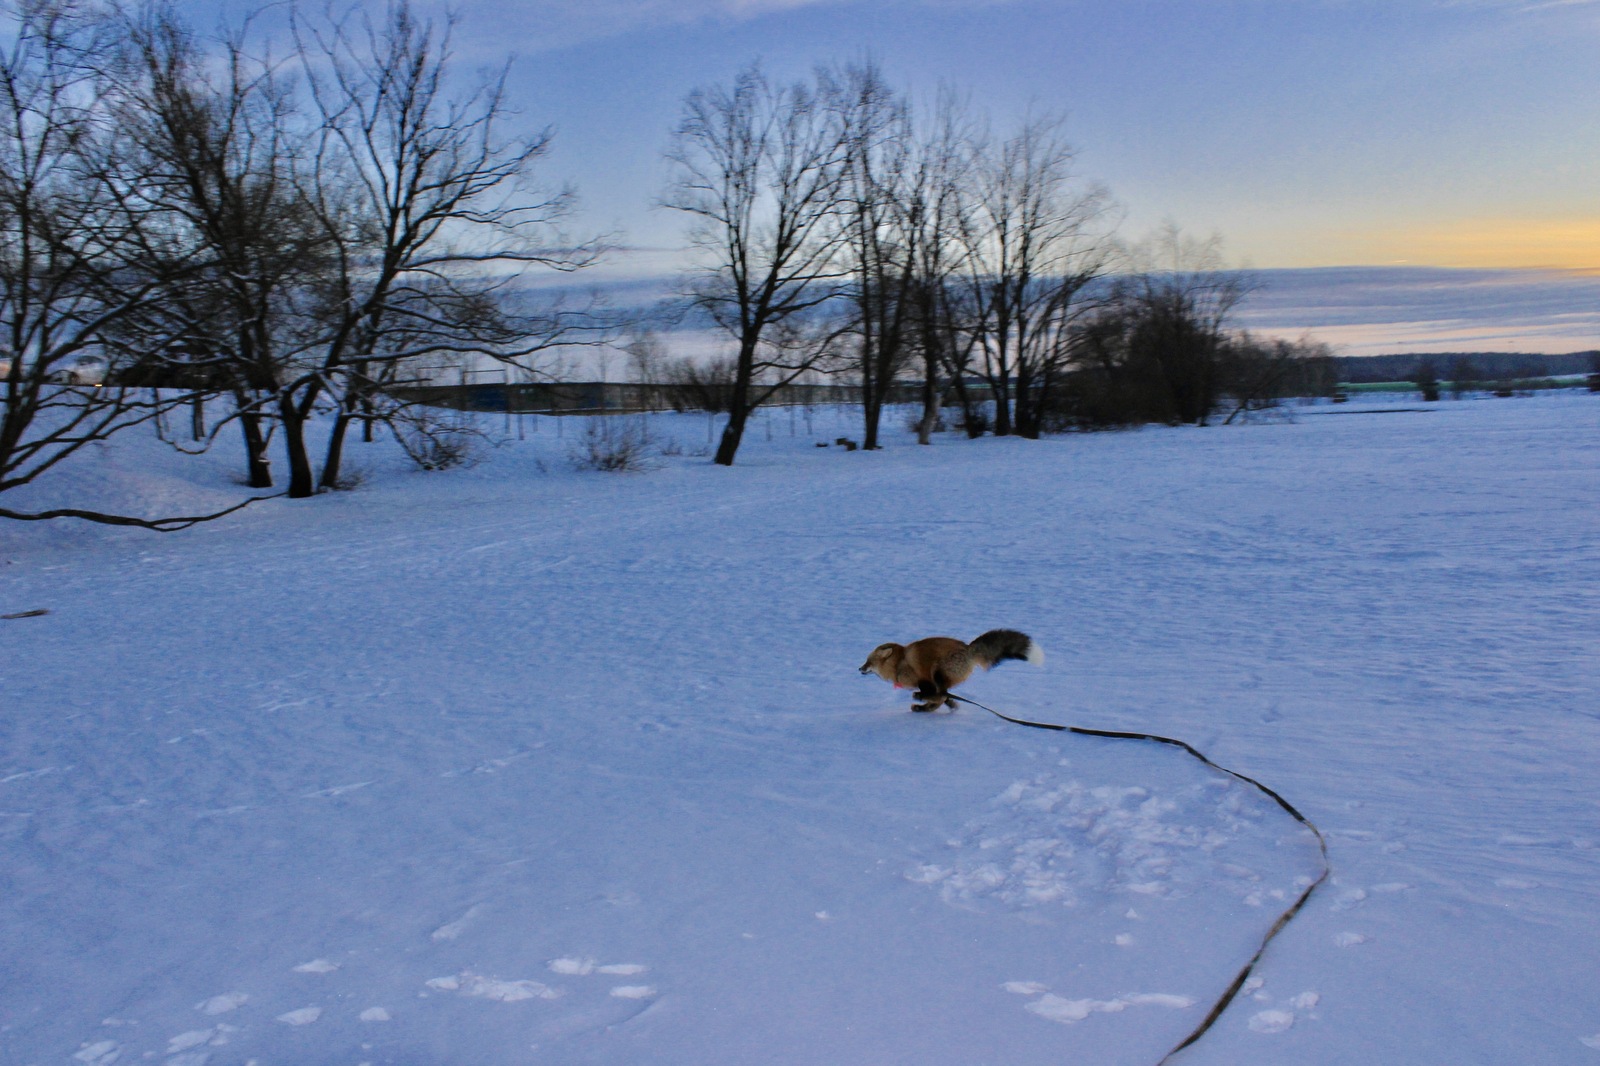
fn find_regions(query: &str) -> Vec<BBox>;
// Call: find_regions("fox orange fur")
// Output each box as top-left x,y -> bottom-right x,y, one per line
859,629 -> 1043,712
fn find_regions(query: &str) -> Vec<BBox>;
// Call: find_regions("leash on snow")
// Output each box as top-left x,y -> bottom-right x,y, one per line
945,692 -> 1332,1066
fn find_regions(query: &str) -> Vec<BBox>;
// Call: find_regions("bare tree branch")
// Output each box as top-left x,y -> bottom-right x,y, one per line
0,490 -> 282,530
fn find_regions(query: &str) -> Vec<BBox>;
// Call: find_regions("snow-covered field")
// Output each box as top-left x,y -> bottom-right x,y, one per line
2,393 -> 1596,1066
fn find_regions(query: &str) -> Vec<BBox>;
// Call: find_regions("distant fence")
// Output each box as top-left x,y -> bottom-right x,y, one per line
389,380 -> 931,415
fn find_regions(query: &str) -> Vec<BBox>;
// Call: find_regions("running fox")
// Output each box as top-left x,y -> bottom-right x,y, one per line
859,629 -> 1043,712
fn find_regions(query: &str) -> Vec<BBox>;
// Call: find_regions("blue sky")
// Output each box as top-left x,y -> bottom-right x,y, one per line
181,0 -> 1600,352
451,0 -> 1600,272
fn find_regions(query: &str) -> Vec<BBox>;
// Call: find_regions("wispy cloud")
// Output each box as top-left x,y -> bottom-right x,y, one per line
459,0 -> 1012,52
1441,0 -> 1600,13
1238,266 -> 1600,355
464,0 -> 840,51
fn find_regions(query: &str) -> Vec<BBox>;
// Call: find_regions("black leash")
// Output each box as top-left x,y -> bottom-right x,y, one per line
945,692 -> 1331,1065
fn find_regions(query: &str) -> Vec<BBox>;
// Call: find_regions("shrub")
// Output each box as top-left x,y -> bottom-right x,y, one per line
569,417 -> 657,472
390,406 -> 486,471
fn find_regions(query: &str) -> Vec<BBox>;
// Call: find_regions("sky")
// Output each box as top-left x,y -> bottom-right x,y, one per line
179,0 -> 1600,353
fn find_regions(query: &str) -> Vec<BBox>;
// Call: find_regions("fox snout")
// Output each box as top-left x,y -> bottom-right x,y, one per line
858,661 -> 873,675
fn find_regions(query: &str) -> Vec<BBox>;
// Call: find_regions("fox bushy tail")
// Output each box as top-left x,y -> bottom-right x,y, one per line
968,629 -> 1044,670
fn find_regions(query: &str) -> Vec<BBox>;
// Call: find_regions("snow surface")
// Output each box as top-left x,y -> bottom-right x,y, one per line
1,393 -> 1597,1065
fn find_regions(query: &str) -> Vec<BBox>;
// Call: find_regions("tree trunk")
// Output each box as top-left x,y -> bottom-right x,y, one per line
862,397 -> 882,450
280,400 -> 316,498
714,406 -> 748,466
1014,367 -> 1039,439
714,337 -> 759,466
948,375 -> 983,438
916,358 -> 941,445
861,356 -> 883,451
320,409 -> 353,490
239,407 -> 273,489
991,379 -> 1012,436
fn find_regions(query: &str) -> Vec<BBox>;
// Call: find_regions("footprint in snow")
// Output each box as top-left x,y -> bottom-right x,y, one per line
547,957 -> 649,977
195,992 -> 247,1015
548,957 -> 597,976
1002,981 -> 1194,1025
166,1024 -> 237,1054
1002,981 -> 1049,995
431,904 -> 485,942
72,1041 -> 120,1065
1244,988 -> 1319,1033
1332,887 -> 1368,911
293,958 -> 340,973
427,972 -> 563,1002
1028,992 -> 1195,1024
610,985 -> 657,999
1248,1009 -> 1294,1033
276,1006 -> 322,1026
548,958 -> 656,1000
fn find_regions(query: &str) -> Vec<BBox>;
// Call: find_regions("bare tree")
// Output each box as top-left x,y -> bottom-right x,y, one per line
290,1 -> 604,496
0,0 -> 279,528
1219,333 -> 1334,424
657,353 -> 735,412
827,60 -> 920,451
1448,355 -> 1480,399
1116,223 -> 1253,426
664,62 -> 851,466
1412,357 -> 1441,402
118,4 -> 322,491
1056,224 -> 1253,429
621,328 -> 668,410
950,115 -> 1116,438
902,89 -> 983,444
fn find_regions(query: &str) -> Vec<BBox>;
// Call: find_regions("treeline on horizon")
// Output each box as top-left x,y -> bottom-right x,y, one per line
1337,352 -> 1597,383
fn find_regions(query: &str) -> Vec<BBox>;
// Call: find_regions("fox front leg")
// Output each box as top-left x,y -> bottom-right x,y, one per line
911,679 -> 948,713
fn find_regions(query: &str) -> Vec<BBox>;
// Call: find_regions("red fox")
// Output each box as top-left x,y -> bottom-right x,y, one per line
859,629 -> 1043,712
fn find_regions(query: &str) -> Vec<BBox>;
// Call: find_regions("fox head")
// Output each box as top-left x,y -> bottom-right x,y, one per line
859,643 -> 904,683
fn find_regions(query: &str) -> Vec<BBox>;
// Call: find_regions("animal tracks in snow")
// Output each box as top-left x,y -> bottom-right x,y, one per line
547,957 -> 657,1000
423,958 -> 657,1009
914,764 -> 1329,1045
907,771 -> 1304,913
1241,979 -> 1322,1035
78,939 -> 663,1061
76,1020 -> 243,1066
